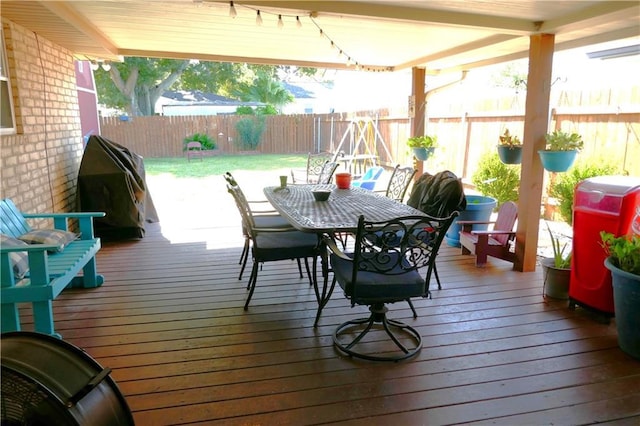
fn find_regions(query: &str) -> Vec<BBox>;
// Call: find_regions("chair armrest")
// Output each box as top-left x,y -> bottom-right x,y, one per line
459,220 -> 496,233
321,233 -> 352,261
470,230 -> 516,236
247,200 -> 279,214
457,220 -> 495,226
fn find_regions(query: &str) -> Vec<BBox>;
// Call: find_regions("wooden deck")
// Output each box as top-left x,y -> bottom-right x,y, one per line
11,218 -> 637,425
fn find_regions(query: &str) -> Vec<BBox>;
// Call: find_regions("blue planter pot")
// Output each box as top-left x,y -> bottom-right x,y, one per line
412,147 -> 434,161
445,195 -> 497,247
605,257 -> 640,360
538,150 -> 578,172
497,145 -> 522,164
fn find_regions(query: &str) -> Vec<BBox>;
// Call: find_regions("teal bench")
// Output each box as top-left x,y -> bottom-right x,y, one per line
1,199 -> 105,338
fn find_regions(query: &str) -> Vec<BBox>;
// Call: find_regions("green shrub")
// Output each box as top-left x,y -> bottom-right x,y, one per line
471,153 -> 520,208
256,105 -> 277,115
235,106 -> 255,115
548,161 -> 619,225
235,105 -> 277,115
183,133 -> 216,150
234,116 -> 266,150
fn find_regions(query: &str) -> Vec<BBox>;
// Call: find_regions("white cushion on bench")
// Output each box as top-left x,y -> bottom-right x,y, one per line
18,229 -> 79,253
0,234 -> 29,279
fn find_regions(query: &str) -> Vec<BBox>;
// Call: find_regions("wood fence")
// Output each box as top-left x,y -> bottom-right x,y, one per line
101,107 -> 640,179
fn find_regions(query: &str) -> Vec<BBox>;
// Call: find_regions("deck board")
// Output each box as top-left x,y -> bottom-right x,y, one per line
11,221 -> 640,425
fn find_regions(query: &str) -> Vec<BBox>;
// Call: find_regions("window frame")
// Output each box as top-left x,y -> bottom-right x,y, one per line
1,27 -> 17,135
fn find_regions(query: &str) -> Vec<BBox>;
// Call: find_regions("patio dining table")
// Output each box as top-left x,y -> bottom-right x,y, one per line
264,183 -> 426,325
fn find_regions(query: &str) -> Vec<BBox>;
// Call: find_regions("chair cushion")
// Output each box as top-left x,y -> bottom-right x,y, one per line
19,229 -> 79,253
331,252 -> 425,303
1,234 -> 30,279
254,215 -> 291,229
254,231 -> 318,262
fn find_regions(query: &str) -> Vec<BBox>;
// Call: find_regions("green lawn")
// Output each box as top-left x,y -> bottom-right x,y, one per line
144,154 -> 307,178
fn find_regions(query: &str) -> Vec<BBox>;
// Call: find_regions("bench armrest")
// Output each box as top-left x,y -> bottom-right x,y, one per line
1,244 -> 57,287
23,212 -> 105,239
0,243 -> 61,253
23,212 -> 105,219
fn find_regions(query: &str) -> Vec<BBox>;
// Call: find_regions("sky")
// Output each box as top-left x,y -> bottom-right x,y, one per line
313,41 -> 640,113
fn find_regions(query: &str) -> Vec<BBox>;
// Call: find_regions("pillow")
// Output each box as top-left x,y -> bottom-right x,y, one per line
0,234 -> 30,279
18,229 -> 79,253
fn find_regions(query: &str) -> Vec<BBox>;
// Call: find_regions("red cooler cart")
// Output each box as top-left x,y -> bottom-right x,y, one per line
569,176 -> 640,315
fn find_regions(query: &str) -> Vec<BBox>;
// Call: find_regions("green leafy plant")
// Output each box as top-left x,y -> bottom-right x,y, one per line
498,128 -> 521,148
544,129 -> 584,151
406,135 -> 437,148
546,221 -> 571,269
471,153 -> 520,208
235,106 -> 255,115
183,133 -> 216,150
234,116 -> 266,150
600,232 -> 640,275
548,161 -> 619,225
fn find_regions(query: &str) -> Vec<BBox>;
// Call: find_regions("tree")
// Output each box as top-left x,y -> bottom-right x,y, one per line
94,58 -> 310,116
95,57 -> 191,116
231,69 -> 293,110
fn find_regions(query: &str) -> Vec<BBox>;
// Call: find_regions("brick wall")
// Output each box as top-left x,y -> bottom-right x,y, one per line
0,18 -> 83,215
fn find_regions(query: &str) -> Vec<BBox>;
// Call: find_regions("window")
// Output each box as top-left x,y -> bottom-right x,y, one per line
1,28 -> 16,135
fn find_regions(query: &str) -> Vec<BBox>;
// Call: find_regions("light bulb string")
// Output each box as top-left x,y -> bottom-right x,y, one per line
308,16 -> 356,70
226,2 -> 385,71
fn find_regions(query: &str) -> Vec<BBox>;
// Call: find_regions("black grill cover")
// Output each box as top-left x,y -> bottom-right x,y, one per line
407,170 -> 467,217
76,135 -> 158,241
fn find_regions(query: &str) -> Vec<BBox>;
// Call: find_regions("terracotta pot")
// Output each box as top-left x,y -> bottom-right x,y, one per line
335,172 -> 352,189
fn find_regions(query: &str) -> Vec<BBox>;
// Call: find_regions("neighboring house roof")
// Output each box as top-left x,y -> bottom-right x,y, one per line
281,80 -> 336,114
156,90 -> 263,115
160,90 -> 260,106
282,81 -> 334,99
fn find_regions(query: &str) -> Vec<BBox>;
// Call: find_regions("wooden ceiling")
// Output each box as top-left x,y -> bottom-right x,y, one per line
2,1 -> 639,74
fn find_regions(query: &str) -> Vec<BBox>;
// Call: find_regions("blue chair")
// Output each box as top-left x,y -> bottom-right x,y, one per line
351,166 -> 384,190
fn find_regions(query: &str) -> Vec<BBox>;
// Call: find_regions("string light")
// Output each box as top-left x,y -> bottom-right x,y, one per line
224,3 -> 383,72
101,62 -> 111,71
90,61 -> 100,71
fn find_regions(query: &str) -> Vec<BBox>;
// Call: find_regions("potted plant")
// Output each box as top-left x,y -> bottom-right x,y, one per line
600,231 -> 640,359
538,129 -> 584,172
496,128 -> 523,164
540,221 -> 571,299
407,135 -> 437,161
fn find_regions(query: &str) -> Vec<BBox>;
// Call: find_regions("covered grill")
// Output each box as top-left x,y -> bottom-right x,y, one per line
76,135 -> 158,241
